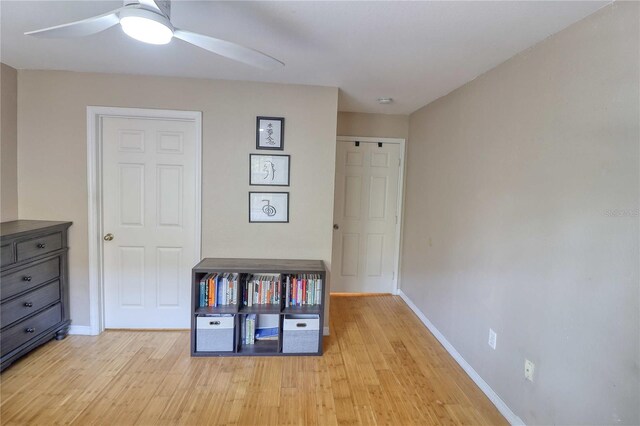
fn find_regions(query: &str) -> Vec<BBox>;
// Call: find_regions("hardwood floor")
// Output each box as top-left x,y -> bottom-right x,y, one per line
1,295 -> 507,425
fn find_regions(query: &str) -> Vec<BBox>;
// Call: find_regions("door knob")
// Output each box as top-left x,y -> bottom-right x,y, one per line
103,233 -> 114,241
333,224 -> 339,230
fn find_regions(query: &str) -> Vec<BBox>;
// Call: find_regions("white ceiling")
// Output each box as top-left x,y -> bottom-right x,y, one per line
1,1 -> 608,114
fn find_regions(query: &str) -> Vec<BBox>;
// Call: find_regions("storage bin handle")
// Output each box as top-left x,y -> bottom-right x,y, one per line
296,323 -> 307,328
209,320 -> 221,326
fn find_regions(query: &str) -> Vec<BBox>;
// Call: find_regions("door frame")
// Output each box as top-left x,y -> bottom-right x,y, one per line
86,106 -> 202,335
334,136 -> 407,295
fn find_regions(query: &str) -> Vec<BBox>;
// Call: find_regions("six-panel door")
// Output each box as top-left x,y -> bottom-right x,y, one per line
102,116 -> 198,328
332,141 -> 401,293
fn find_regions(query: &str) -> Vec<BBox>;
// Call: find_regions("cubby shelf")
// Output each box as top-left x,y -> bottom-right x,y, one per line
191,258 -> 325,357
195,306 -> 239,315
239,305 -> 281,315
282,306 -> 322,315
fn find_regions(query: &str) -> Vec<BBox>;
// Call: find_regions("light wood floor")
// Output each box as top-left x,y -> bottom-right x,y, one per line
1,295 -> 507,425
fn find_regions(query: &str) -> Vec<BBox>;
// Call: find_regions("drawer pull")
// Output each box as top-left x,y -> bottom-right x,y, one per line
37,243 -> 46,249
24,302 -> 33,307
296,323 -> 307,328
25,327 -> 35,333
209,321 -> 221,326
23,275 -> 32,282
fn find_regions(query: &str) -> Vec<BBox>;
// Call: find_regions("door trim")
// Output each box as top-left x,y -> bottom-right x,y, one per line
334,136 -> 406,295
86,107 -> 202,335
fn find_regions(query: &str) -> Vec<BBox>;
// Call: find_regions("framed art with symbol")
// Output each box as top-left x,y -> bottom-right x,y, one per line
249,192 -> 289,223
250,154 -> 290,186
256,116 -> 284,150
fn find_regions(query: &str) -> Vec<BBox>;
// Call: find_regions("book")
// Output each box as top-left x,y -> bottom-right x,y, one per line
245,314 -> 256,344
208,273 -> 216,307
255,327 -> 278,340
241,314 -> 246,343
285,276 -> 290,308
199,277 -> 206,307
216,274 -> 223,307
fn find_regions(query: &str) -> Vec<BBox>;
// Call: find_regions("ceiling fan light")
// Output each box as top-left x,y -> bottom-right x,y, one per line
120,9 -> 173,45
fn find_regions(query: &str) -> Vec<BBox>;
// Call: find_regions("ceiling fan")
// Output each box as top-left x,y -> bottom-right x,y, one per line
24,0 -> 284,70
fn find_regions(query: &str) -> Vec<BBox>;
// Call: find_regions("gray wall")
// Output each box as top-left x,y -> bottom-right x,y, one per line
18,70 -> 338,327
1,63 -> 18,221
401,3 -> 639,424
337,111 -> 409,139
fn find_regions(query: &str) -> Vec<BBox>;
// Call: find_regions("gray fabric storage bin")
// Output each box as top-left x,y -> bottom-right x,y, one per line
282,314 -> 320,353
196,315 -> 234,352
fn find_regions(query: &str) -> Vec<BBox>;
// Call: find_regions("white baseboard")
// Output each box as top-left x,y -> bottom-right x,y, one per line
397,289 -> 525,426
323,326 -> 330,336
68,325 -> 96,335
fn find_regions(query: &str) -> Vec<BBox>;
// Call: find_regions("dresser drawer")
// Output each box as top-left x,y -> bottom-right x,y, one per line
1,281 -> 61,329
1,258 -> 60,300
1,243 -> 14,268
1,303 -> 62,356
16,232 -> 62,262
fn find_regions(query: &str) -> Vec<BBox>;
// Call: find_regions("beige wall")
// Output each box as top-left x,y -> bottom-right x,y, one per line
337,112 -> 409,139
1,63 -> 18,222
17,70 -> 338,327
402,3 -> 639,425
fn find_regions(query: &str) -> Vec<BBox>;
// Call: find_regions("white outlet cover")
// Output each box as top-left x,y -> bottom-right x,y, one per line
488,328 -> 497,350
525,359 -> 535,381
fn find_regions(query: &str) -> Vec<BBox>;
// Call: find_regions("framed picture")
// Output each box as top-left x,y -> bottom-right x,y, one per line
249,192 -> 289,223
250,154 -> 290,186
256,116 -> 284,150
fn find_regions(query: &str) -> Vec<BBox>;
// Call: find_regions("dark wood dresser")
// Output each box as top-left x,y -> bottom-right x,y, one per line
1,220 -> 72,371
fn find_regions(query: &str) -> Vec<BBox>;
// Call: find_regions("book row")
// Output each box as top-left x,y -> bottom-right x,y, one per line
198,273 -> 240,307
243,274 -> 282,307
197,273 -> 323,308
284,274 -> 322,307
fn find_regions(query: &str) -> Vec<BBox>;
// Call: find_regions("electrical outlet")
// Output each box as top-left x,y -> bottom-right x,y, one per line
524,359 -> 535,381
488,328 -> 497,350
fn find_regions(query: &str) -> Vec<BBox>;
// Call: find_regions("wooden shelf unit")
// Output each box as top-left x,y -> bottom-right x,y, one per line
191,258 -> 325,357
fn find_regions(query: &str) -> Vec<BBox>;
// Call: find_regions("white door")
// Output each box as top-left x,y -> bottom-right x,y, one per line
102,116 -> 198,328
332,141 -> 401,293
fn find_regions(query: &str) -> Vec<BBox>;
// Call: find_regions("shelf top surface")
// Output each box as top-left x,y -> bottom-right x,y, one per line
1,220 -> 73,238
195,305 -> 239,315
239,305 -> 282,314
193,258 -> 325,274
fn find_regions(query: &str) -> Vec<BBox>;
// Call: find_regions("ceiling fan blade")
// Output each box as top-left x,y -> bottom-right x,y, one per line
137,0 -> 162,13
25,8 -> 123,38
173,29 -> 284,70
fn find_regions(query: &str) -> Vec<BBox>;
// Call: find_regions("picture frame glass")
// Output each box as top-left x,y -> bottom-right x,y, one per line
250,154 -> 289,186
257,117 -> 283,150
249,192 -> 289,222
